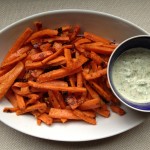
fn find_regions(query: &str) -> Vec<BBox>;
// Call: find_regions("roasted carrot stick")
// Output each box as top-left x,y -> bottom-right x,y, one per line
26,29 -> 58,43
0,62 -> 24,99
73,109 -> 96,125
2,28 -> 33,64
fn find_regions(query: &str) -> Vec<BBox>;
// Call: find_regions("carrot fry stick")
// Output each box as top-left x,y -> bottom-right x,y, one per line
74,38 -> 91,46
48,91 -> 61,108
73,109 -> 96,125
79,98 -> 101,110
16,103 -> 47,115
28,80 -> 86,93
49,108 -> 80,120
90,81 -> 112,102
31,51 -> 53,62
84,44 -> 114,55
5,46 -> 31,62
42,48 -> 63,64
83,81 -> 104,104
1,53 -> 27,69
38,113 -> 53,125
0,67 -> 12,77
15,94 -> 26,110
82,110 -> 96,118
45,36 -> 70,42
2,28 -> 33,64
62,25 -> 71,31
94,108 -> 110,118
53,91 -> 66,109
26,29 -> 58,43
84,32 -> 110,44
5,89 -> 18,107
41,80 -> 68,87
110,105 -> 126,116
90,51 -> 104,65
3,107 -> 19,113
77,72 -> 83,87
25,60 -> 43,69
46,56 -> 66,65
82,68 -> 107,80
0,62 -> 24,100
37,67 -> 82,82
64,48 -> 72,68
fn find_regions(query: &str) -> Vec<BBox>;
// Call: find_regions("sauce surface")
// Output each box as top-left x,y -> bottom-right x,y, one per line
112,47 -> 150,103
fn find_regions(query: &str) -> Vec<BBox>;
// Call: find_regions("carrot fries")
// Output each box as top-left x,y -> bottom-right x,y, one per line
0,22 -> 125,126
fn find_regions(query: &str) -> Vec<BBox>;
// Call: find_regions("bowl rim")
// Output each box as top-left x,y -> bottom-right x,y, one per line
107,35 -> 150,113
0,9 -> 149,35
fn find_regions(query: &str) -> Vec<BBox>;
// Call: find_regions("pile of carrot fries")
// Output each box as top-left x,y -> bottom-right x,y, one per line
0,22 -> 125,126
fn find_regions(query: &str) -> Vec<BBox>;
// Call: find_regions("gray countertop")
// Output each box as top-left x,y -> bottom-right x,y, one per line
0,0 -> 150,149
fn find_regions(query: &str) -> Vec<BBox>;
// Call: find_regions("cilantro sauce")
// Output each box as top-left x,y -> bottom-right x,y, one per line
112,47 -> 150,103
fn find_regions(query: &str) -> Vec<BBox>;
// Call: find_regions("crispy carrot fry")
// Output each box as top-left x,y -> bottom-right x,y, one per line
26,29 -> 58,43
77,72 -> 83,87
28,81 -> 86,93
79,98 -> 101,110
84,32 -> 110,44
42,48 -> 63,64
38,113 -> 53,125
31,51 -> 53,62
48,91 -> 61,108
15,94 -> 26,110
5,89 -> 18,107
90,51 -> 104,65
0,62 -> 24,100
46,56 -> 66,65
110,105 -> 126,116
25,60 -> 43,69
84,44 -> 114,55
74,38 -> 91,46
94,108 -> 110,118
49,108 -> 80,120
37,67 -> 82,82
82,110 -> 96,118
5,46 -> 31,62
83,81 -> 104,104
64,48 -> 72,68
90,81 -> 112,102
16,103 -> 47,115
45,36 -> 70,42
1,53 -> 27,69
52,91 -> 66,109
73,109 -> 96,125
82,68 -> 107,80
41,80 -> 68,87
3,107 -> 19,113
2,28 -> 33,64
0,67 -> 12,77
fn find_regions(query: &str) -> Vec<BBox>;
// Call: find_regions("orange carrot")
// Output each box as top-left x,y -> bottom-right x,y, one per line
26,29 -> 58,43
49,108 -> 80,120
2,28 -> 33,64
73,109 -> 96,125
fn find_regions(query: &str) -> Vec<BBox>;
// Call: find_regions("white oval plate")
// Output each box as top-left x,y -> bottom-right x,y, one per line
0,10 -> 148,142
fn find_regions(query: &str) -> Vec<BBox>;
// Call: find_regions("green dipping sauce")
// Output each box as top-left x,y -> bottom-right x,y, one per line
112,47 -> 150,103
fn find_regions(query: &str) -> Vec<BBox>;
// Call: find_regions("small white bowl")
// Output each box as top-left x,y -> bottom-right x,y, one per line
108,35 -> 150,112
